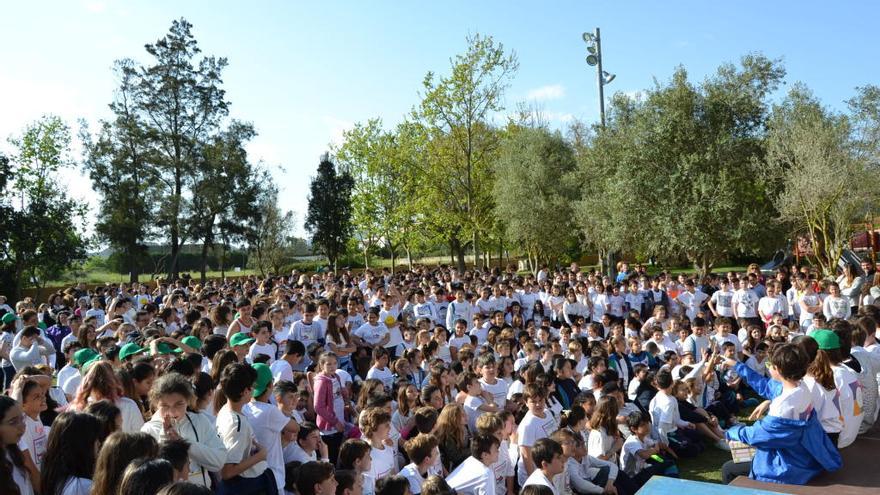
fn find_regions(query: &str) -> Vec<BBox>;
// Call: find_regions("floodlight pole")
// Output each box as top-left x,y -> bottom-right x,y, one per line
595,27 -> 606,127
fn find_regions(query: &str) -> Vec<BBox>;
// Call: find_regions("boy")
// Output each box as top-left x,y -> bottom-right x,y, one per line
295,461 -> 338,495
10,325 -> 54,370
522,438 -> 565,495
361,407 -> 397,484
475,413 -> 514,495
215,363 -> 273,492
648,369 -> 696,456
245,363 -> 297,494
399,433 -> 440,495
247,321 -> 277,365
338,439 -> 373,495
291,302 -> 326,357
445,433 -> 500,495
477,354 -> 508,408
446,288 -> 474,331
708,278 -> 735,320
271,339 -> 305,383
675,280 -> 708,322
577,356 -> 606,392
229,332 -> 255,362
517,384 -> 558,486
724,341 -> 842,484
449,319 -> 471,360
459,372 -> 499,433
620,411 -> 678,486
683,317 -> 710,363
159,438 -> 192,482
711,318 -> 741,357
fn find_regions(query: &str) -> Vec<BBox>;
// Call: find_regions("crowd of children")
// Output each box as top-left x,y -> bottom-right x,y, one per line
0,258 -> 878,495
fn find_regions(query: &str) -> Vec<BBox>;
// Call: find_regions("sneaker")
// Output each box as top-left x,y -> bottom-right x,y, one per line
716,439 -> 731,451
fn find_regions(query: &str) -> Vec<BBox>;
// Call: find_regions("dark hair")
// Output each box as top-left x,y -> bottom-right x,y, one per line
21,325 -> 41,339
158,438 -> 191,473
285,339 -> 306,357
219,363 -> 257,402
470,433 -> 500,460
337,439 -> 371,469
655,369 -> 673,389
92,432 -> 160,495
156,481 -> 213,495
119,457 -> 175,495
521,485 -> 556,495
531,438 -> 563,469
295,461 -> 335,495
85,400 -> 122,443
376,475 -> 410,495
413,406 -> 439,434
201,335 -> 226,360
297,422 -> 320,444
334,470 -> 357,495
559,404 -> 587,429
40,411 -> 102,495
770,343 -> 809,381
626,410 -> 651,430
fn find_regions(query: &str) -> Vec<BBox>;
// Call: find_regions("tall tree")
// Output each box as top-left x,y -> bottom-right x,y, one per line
189,120 -> 263,282
764,85 -> 879,276
81,60 -> 156,282
414,34 -> 518,272
0,116 -> 87,300
134,18 -> 229,279
247,185 -> 295,276
305,154 -> 354,272
493,126 -> 579,273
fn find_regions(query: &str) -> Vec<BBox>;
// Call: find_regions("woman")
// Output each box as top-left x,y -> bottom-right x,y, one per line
70,361 -> 144,432
141,373 -> 227,488
433,403 -> 469,473
91,432 -> 159,495
39,412 -> 101,495
0,395 -> 32,495
837,264 -> 864,314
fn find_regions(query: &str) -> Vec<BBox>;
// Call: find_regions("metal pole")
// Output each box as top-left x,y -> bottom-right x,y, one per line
595,27 -> 605,127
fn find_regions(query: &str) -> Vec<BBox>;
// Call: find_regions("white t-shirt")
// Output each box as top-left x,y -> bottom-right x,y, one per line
284,442 -> 316,464
216,407 -> 268,479
399,462 -> 427,494
446,456 -> 496,495
353,323 -> 390,346
516,411 -> 557,485
289,320 -> 324,348
60,477 -> 92,495
9,451 -> 34,495
732,289 -> 758,318
450,335 -> 471,351
244,401 -> 290,495
710,290 -> 734,317
247,342 -> 277,365
20,415 -> 48,471
677,291 -> 708,321
587,427 -> 617,463
523,469 -> 557,495
57,364 -> 80,396
620,435 -> 655,476
117,397 -> 145,433
769,382 -> 814,420
490,439 -> 514,495
270,359 -> 294,384
368,444 -> 397,483
463,395 -> 484,433
366,365 -> 394,391
479,378 -> 508,408
380,307 -> 403,349
649,391 -> 686,443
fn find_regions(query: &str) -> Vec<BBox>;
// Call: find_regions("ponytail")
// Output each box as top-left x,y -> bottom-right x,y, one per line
808,349 -> 835,391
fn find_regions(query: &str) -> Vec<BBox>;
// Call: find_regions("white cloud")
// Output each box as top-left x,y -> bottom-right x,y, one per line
544,112 -> 574,123
526,84 -> 566,101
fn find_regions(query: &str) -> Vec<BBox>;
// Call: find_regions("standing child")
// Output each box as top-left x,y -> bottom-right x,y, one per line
312,353 -> 347,465
458,372 -> 499,434
517,384 -> 560,486
399,434 -> 440,495
361,408 -> 397,492
246,322 -> 277,365
445,433 -> 500,495
366,347 -> 395,393
338,439 -> 373,495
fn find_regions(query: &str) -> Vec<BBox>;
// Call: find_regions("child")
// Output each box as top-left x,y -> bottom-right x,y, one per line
271,340 -> 306,383
475,413 -> 515,495
445,434 -> 500,495
724,342 -> 842,484
366,347 -> 394,392
627,364 -> 649,401
294,461 -> 337,495
517,384 -> 558,486
338,439 -> 373,495
432,326 -> 452,364
627,338 -> 654,369
522,438 -> 565,494
620,411 -> 678,488
313,353 -> 346,464
449,320 -> 470,361
561,427 -> 622,495
214,363 -> 273,493
745,342 -> 769,377
13,377 -> 48,485
459,372 -> 499,433
683,317 -> 710,363
477,354 -> 507,409
247,322 -> 277,365
648,369 -> 701,458
361,407 -> 397,486
399,434 -> 440,495
587,396 -> 623,463
158,439 -> 192,482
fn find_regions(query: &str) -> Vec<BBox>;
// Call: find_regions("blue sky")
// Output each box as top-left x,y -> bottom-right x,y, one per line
1,1 -> 878,236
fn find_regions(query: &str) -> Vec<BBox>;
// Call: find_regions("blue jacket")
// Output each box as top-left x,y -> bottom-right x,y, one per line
726,411 -> 842,485
735,361 -> 782,400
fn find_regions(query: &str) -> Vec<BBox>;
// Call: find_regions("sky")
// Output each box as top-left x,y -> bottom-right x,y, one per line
2,1 -> 879,238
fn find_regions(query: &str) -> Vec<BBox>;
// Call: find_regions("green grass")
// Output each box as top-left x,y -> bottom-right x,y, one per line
47,268 -> 260,286
676,403 -> 758,483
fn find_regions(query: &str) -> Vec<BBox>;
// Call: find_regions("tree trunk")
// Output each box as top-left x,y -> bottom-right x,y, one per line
200,240 -> 209,283
473,231 -> 479,272
390,249 -> 396,274
219,241 -> 226,280
451,236 -> 466,273
128,251 -> 140,284
405,246 -> 413,270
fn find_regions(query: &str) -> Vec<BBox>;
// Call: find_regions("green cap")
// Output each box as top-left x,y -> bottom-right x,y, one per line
73,348 -> 99,367
82,355 -> 102,372
252,363 -> 273,398
230,332 -> 255,347
811,329 -> 840,350
119,342 -> 147,361
1,313 -> 17,324
155,342 -> 174,355
173,336 -> 202,354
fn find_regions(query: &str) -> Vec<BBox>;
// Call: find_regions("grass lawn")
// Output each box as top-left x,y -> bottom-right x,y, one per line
676,403 -> 758,483
48,268 -> 260,286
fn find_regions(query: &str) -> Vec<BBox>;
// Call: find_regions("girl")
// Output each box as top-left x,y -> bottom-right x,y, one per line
362,407 -> 397,484
0,395 -> 31,495
210,305 -> 233,336
39,412 -> 101,495
325,311 -> 356,373
13,377 -> 48,484
118,458 -> 175,495
432,326 -> 452,364
427,363 -> 453,405
674,380 -> 728,449
70,362 -> 144,433
118,361 -> 156,421
1,318 -> 17,390
553,358 -> 579,410
313,352 -> 346,463
91,432 -> 159,495
434,403 -> 469,473
84,400 -> 121,444
587,395 -> 623,463
366,347 -> 394,392
392,381 -> 420,434
141,373 -> 227,488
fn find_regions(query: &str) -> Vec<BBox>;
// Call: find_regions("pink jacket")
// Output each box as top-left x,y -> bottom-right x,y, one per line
313,373 -> 340,431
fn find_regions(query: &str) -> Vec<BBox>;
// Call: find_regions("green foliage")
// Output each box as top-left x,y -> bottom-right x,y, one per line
0,116 -> 88,299
764,85 -> 879,276
305,155 -> 354,272
248,185 -> 298,276
575,55 -> 786,275
493,126 -> 579,272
